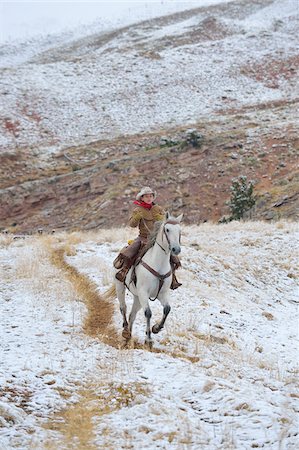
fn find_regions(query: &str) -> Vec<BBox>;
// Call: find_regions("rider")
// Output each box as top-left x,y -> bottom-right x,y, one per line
113,186 -> 182,289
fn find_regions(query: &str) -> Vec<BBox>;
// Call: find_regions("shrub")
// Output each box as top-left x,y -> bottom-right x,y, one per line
220,176 -> 256,222
185,129 -> 204,148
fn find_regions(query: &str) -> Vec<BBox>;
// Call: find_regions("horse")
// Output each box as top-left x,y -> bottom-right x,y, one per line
114,213 -> 183,347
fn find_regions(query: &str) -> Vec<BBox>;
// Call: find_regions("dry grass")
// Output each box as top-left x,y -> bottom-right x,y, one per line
202,381 -> 216,393
262,311 -> 275,321
54,228 -> 136,247
0,234 -> 15,247
0,385 -> 33,414
6,238 -> 79,311
141,344 -> 200,363
48,243 -> 121,348
184,219 -> 298,237
42,381 -> 149,450
12,241 -> 49,279
76,254 -> 112,286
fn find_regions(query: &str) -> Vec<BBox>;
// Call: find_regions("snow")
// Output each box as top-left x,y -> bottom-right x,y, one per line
1,1 -> 234,43
1,1 -> 298,447
0,221 -> 298,449
0,0 -> 235,61
0,0 -> 298,154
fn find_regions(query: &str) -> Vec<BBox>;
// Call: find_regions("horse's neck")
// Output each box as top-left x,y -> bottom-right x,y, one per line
143,229 -> 170,272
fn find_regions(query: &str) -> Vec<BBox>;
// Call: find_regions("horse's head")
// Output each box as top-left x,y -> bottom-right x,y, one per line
161,212 -> 183,255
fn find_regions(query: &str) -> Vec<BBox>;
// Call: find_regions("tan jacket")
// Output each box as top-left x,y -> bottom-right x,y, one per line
129,204 -> 165,239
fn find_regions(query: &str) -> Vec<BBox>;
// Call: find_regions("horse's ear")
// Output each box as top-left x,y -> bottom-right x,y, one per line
176,213 -> 183,223
165,211 -> 170,220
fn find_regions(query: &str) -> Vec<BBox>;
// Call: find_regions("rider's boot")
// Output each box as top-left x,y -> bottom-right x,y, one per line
113,254 -> 124,269
170,272 -> 182,290
116,264 -> 130,282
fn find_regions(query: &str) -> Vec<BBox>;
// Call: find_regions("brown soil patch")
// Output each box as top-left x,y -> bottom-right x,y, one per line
241,55 -> 299,89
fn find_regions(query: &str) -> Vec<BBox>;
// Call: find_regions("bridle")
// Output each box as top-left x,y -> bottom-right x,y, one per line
157,220 -> 181,254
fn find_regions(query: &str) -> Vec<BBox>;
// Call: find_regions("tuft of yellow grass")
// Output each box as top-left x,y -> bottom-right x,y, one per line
0,234 -> 15,247
42,381 -> 148,450
202,381 -> 216,393
12,241 -> 49,279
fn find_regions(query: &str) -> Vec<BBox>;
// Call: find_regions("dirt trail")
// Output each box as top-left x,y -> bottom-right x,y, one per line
49,243 -> 199,362
43,243 -> 198,448
41,246 -> 121,448
50,246 -> 121,348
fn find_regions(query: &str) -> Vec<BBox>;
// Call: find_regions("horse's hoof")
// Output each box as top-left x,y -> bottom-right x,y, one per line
122,328 -> 131,339
145,340 -> 153,349
121,340 -> 129,349
152,324 -> 161,334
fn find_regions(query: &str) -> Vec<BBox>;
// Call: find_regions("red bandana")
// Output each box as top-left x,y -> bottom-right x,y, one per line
133,200 -> 153,210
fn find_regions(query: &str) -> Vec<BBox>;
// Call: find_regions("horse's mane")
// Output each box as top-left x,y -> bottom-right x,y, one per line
144,220 -> 163,251
144,216 -> 179,252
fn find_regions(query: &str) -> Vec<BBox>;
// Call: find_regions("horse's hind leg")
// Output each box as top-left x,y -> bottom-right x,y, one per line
115,280 -> 130,339
128,295 -> 141,335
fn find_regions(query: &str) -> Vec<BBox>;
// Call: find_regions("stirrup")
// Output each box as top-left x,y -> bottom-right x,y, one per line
170,280 -> 182,290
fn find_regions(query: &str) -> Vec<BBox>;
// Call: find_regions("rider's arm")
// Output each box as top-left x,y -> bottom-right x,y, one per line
129,208 -> 144,227
152,205 -> 165,221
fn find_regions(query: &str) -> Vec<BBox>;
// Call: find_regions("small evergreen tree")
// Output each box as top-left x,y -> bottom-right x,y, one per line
185,129 -> 204,148
227,175 -> 256,221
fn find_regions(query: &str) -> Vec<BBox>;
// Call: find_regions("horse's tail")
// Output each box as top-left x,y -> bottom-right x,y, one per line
102,284 -> 116,302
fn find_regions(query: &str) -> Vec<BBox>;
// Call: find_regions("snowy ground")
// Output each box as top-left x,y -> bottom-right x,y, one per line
0,0 -> 298,154
0,221 -> 298,449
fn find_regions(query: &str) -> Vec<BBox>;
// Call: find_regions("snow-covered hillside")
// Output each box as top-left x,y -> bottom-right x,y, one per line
0,0 -> 298,153
0,221 -> 298,449
1,1 -> 233,43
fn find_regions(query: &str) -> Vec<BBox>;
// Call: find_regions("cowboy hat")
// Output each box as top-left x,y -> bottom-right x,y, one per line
136,186 -> 157,201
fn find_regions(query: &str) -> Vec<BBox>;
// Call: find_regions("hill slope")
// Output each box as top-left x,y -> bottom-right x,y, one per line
1,0 -> 298,151
0,0 -> 298,231
0,222 -> 298,449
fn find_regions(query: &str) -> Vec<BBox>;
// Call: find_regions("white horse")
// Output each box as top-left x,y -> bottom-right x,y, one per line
115,213 -> 183,347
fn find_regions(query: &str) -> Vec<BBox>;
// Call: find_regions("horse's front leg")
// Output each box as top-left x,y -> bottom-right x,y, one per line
115,279 -> 130,339
152,294 -> 171,334
144,306 -> 153,347
128,295 -> 141,335
138,292 -> 153,347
